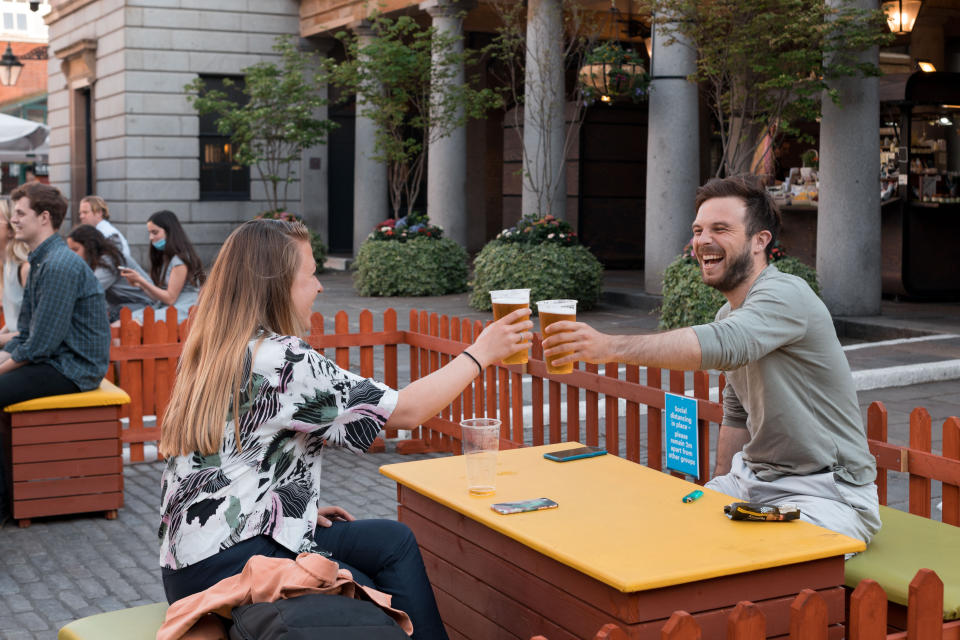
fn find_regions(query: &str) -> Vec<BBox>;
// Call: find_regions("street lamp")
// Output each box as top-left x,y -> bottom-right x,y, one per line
881,0 -> 922,34
0,43 -> 24,87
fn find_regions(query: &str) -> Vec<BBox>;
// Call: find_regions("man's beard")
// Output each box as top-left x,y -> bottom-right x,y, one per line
700,243 -> 754,293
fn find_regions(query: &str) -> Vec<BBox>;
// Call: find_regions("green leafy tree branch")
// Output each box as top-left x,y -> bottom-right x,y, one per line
185,36 -> 337,213
649,0 -> 891,177
329,12 -> 502,219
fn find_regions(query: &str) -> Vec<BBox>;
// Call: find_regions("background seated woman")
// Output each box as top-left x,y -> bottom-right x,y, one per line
122,210 -> 204,323
67,224 -> 155,323
0,199 -> 29,346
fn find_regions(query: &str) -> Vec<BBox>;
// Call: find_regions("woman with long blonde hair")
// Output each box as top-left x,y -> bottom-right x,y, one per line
0,199 -> 29,346
159,218 -> 531,638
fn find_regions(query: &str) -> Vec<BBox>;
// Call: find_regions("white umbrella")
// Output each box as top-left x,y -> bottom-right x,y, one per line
0,112 -> 49,151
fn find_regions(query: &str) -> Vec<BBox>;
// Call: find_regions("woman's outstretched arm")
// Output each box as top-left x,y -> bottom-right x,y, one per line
385,307 -> 533,428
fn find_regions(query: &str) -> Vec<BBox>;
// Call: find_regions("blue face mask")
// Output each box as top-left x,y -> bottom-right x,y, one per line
152,238 -> 166,251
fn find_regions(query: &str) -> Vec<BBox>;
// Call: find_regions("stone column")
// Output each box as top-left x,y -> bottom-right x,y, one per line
522,0 -> 566,219
816,0 -> 880,316
421,0 -> 473,246
644,17 -> 699,294
352,23 -> 390,256
299,37 -> 334,249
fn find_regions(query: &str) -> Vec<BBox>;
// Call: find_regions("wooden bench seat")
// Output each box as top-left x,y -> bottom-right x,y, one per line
57,602 -> 167,640
844,505 -> 960,620
2,379 -> 130,527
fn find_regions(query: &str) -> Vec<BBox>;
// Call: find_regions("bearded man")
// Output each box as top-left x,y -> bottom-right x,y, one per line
542,175 -> 880,544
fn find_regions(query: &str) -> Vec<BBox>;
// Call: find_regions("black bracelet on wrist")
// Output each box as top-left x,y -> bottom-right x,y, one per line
461,350 -> 483,376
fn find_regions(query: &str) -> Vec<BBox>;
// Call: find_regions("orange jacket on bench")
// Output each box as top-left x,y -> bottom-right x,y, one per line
157,552 -> 413,640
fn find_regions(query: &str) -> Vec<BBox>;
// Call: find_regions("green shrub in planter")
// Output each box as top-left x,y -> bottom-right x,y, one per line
256,210 -> 327,273
658,245 -> 820,330
469,214 -> 603,311
353,214 -> 469,296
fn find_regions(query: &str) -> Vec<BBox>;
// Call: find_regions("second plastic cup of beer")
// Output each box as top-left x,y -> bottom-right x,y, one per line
489,289 -> 530,366
537,299 -> 577,374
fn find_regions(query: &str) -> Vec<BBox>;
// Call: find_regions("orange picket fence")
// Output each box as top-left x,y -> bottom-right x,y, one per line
532,569 -> 953,640
867,402 -> 960,525
108,307 -> 727,469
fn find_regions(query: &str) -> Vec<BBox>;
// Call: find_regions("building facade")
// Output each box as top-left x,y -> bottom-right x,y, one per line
45,0 -> 305,265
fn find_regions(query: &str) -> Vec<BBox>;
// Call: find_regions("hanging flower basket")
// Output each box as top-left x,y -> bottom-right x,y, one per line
578,41 -> 650,104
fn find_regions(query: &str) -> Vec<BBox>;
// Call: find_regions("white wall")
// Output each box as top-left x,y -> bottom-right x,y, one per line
47,0 -> 303,266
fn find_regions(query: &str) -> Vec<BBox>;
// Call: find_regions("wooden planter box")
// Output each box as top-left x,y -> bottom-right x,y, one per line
2,380 -> 130,528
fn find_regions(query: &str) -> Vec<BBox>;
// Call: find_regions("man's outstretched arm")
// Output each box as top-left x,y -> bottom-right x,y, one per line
540,322 -> 703,371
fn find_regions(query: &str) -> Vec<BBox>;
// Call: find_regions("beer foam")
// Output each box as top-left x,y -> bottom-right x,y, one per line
489,289 -> 530,303
536,299 -> 577,314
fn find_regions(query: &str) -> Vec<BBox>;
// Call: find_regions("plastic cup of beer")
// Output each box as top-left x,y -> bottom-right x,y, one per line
460,418 -> 501,495
537,299 -> 577,375
489,289 -> 530,366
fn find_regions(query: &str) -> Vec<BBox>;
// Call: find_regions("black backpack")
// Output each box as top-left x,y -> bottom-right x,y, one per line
229,593 -> 410,640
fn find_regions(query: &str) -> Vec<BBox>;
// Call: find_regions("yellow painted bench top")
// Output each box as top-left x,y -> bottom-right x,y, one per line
3,379 -> 131,413
380,442 -> 864,593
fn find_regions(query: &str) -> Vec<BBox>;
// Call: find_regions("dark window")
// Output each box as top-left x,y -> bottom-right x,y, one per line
199,75 -> 250,201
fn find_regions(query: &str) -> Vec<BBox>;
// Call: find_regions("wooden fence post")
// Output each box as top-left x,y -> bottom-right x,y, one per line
943,416 -> 960,526
727,601 -> 765,639
647,366 -> 663,470
789,589 -> 827,639
594,623 -> 629,639
660,611 -> 701,639
867,402 -> 888,504
907,568 -> 943,639
909,407 -> 932,517
848,579 -> 886,640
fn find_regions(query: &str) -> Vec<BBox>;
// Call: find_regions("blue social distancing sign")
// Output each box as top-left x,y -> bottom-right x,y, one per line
665,392 -> 699,478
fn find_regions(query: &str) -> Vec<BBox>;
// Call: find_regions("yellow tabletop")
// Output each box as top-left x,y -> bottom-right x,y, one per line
380,442 -> 865,593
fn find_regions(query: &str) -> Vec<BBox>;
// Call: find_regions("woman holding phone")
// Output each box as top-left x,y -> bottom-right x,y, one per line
158,218 -> 532,639
121,210 -> 204,323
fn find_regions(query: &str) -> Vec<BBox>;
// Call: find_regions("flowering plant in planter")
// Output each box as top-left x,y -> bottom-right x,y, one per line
369,212 -> 444,242
354,212 -> 468,296
578,41 -> 650,105
470,213 -> 603,312
494,213 -> 579,247
256,210 -> 327,273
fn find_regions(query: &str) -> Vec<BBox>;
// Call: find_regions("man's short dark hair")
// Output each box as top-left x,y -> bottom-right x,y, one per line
695,176 -> 781,256
10,182 -> 69,230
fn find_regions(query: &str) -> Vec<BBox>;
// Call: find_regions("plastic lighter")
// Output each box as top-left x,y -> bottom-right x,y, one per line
682,490 -> 703,503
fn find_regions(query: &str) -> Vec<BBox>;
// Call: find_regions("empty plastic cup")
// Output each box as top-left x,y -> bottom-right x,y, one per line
460,418 -> 501,495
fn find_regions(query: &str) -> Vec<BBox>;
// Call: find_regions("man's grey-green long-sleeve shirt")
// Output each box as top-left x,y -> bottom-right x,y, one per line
691,265 -> 876,486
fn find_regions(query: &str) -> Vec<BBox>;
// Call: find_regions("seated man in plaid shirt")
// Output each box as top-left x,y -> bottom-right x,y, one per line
0,183 -> 111,523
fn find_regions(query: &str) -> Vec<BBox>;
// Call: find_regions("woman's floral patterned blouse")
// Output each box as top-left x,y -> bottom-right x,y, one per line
158,332 -> 398,569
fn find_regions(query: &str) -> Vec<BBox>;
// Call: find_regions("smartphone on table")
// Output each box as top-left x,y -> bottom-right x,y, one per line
543,445 -> 607,462
491,497 -> 559,515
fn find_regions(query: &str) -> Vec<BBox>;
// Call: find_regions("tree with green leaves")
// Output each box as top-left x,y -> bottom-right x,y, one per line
185,36 -> 336,213
329,12 -> 502,219
650,0 -> 891,177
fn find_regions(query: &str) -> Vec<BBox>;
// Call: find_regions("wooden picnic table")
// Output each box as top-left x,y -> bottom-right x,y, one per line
380,442 -> 865,640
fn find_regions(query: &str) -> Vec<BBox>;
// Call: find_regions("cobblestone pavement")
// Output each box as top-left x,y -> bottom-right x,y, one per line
1,271 -> 958,638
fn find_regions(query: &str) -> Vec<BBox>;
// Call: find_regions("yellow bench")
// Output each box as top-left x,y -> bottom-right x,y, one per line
2,379 -> 130,527
57,602 -> 167,640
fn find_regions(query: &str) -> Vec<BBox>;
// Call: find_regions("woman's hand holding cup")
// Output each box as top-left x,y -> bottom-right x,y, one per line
471,307 -> 533,368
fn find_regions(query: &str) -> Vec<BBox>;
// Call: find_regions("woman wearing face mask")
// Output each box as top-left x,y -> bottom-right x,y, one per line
121,210 -> 205,323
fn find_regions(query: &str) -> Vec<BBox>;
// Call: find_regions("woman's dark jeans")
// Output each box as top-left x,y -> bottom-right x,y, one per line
162,519 -> 449,640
